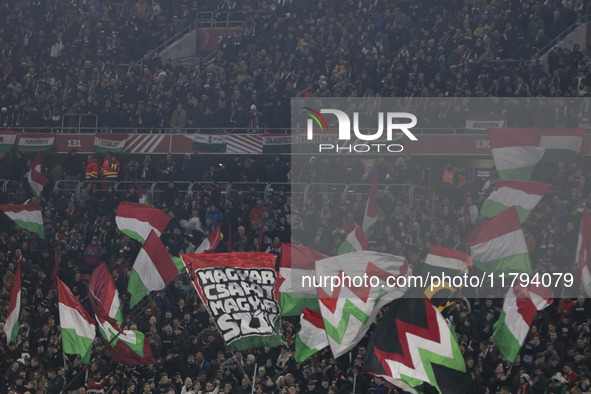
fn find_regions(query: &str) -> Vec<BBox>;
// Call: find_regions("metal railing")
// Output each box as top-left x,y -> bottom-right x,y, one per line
55,180 -> 81,195
4,126 -> 576,136
532,10 -> 590,62
196,11 -> 245,28
61,114 -> 98,133
303,183 -> 348,206
150,181 -> 192,205
409,184 -> 436,217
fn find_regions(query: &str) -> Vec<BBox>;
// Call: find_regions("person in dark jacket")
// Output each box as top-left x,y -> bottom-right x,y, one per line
62,149 -> 84,188
247,156 -> 265,182
269,156 -> 288,183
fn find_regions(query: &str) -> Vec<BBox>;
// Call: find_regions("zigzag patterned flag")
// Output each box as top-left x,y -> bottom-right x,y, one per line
315,251 -> 410,358
362,288 -> 473,394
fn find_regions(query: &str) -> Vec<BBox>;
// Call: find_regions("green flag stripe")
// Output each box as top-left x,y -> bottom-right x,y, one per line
62,327 -> 95,364
497,165 -> 536,180
473,252 -> 532,278
121,229 -> 146,244
492,311 -> 521,362
12,219 -> 44,238
322,288 -> 388,342
128,270 -> 149,309
280,293 -> 320,317
295,334 -> 320,363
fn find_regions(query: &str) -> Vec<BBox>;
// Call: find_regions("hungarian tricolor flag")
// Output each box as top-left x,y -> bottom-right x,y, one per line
337,223 -> 368,255
195,225 -> 222,254
0,203 -> 44,238
28,152 -> 48,197
488,128 -> 545,180
480,180 -> 551,223
467,206 -> 532,278
493,283 -> 553,363
362,288 -> 473,394
128,231 -> 178,308
540,128 -> 585,163
89,264 -> 154,364
577,207 -> 591,297
295,308 -> 329,363
362,169 -> 378,236
4,264 -> 21,345
116,202 -> 170,243
58,278 -> 96,363
279,244 -> 327,317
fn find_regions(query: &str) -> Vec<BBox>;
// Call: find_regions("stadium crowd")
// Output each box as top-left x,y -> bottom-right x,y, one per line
0,0 -> 590,133
0,0 -> 590,393
0,147 -> 588,394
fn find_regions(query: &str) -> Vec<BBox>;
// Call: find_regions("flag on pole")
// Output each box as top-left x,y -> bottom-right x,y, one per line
27,152 -> 48,197
128,231 -> 179,308
493,283 -> 553,362
90,263 -> 154,364
480,180 -> 551,223
27,152 -> 49,197
337,223 -> 368,255
115,202 -> 170,243
467,206 -> 532,278
362,170 -> 378,235
577,207 -> 591,297
362,288 -> 473,394
180,252 -> 285,351
4,264 -> 21,344
279,244 -> 327,317
0,203 -> 44,238
58,278 -> 96,363
295,308 -> 329,363
257,216 -> 265,251
195,225 -> 222,254
488,128 -> 545,180
316,251 -> 410,358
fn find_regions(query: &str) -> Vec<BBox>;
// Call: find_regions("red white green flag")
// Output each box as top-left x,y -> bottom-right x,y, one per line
128,231 -> 178,308
89,263 -> 154,364
58,278 -> 96,363
4,264 -> 21,344
28,152 -> 48,197
488,128 -> 545,180
0,203 -> 44,238
467,207 -> 532,278
493,283 -> 553,362
116,202 -> 170,243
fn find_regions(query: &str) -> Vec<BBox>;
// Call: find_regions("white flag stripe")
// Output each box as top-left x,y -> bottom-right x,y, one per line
3,209 -> 43,224
279,268 -> 316,294
470,229 -> 528,262
492,146 -> 545,170
502,290 -> 530,344
424,255 -> 469,272
299,318 -> 329,351
59,303 -> 96,339
194,239 -> 212,254
345,230 -> 364,251
4,290 -> 20,342
488,186 -> 545,210
116,216 -> 162,238
540,135 -> 582,152
134,248 -> 166,291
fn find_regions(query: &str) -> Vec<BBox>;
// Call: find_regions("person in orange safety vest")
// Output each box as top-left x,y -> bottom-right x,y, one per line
85,155 -> 99,190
